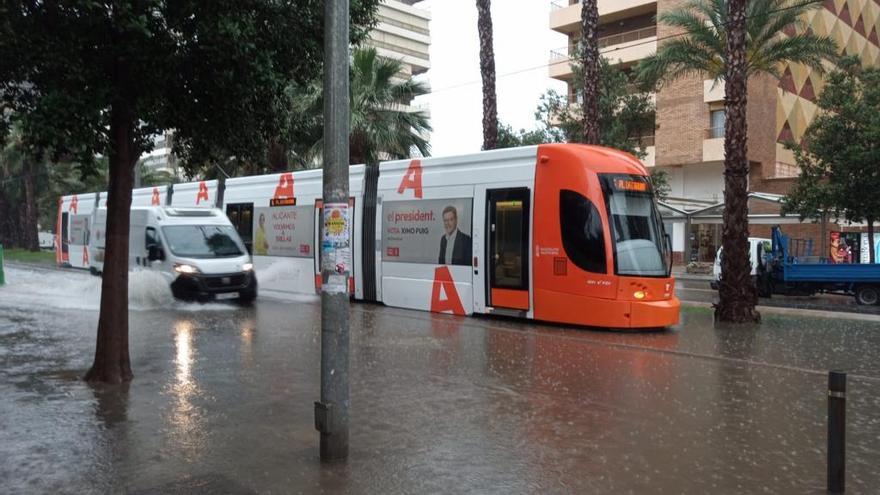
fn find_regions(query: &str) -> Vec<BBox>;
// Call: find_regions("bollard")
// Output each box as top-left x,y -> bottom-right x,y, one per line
828,370 -> 846,493
0,244 -> 5,286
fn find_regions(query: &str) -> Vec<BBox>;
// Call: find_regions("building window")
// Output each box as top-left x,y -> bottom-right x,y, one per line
710,110 -> 725,138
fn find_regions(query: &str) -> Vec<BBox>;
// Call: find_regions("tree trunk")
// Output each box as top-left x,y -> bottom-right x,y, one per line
581,0 -> 600,145
85,98 -> 135,384
869,218 -> 875,264
268,137 -> 288,172
476,0 -> 498,150
21,157 -> 40,251
715,0 -> 759,324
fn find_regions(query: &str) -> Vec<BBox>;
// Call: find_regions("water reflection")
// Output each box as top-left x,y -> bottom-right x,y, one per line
240,318 -> 255,368
167,319 -> 206,461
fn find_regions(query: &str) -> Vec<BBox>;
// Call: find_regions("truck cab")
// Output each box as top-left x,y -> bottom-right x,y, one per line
711,237 -> 771,290
90,206 -> 257,303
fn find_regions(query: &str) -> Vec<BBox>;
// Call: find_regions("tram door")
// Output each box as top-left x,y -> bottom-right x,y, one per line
487,188 -> 530,311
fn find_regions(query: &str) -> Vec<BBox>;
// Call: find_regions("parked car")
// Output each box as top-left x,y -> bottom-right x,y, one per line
710,237 -> 771,290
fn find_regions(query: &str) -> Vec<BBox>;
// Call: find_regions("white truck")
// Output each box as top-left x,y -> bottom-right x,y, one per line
90,206 -> 257,304
710,237 -> 771,291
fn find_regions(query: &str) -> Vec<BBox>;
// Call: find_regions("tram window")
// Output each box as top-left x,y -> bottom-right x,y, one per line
493,199 -> 526,288
559,190 -> 607,274
226,203 -> 254,254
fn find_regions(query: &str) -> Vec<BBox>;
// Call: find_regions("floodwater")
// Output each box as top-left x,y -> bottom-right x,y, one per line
1,266 -> 879,494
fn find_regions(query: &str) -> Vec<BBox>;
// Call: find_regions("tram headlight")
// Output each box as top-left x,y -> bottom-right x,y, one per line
633,290 -> 647,300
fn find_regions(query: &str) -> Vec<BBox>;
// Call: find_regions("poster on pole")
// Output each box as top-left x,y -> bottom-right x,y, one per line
252,205 -> 314,258
321,203 -> 351,293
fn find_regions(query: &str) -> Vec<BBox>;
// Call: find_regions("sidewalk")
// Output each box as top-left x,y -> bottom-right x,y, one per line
672,264 -> 714,281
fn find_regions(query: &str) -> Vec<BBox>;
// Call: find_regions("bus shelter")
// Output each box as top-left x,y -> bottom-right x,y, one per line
657,192 -> 818,263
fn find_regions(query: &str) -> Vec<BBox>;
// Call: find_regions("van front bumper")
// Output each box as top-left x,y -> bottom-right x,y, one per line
171,271 -> 257,302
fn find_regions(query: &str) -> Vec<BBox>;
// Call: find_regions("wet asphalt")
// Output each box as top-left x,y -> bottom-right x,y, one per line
1,265 -> 879,494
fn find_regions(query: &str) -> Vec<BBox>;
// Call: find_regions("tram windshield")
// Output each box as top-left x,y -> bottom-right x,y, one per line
599,174 -> 671,277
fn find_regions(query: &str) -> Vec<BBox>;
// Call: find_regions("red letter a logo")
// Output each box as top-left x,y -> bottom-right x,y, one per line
274,173 -> 294,199
82,245 -> 89,267
430,266 -> 466,315
151,187 -> 161,206
397,159 -> 423,198
69,195 -> 79,214
196,181 -> 210,205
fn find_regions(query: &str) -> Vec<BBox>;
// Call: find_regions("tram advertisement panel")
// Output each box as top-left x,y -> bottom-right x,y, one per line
252,205 -> 314,257
69,215 -> 90,245
383,198 -> 473,265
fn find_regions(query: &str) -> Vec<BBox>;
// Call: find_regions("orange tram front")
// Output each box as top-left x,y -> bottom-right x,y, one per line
529,145 -> 679,329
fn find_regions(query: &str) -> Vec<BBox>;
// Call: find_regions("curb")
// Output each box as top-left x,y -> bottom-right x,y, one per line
681,300 -> 880,322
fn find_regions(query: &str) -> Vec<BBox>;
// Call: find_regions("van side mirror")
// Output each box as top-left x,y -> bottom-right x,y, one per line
147,244 -> 164,262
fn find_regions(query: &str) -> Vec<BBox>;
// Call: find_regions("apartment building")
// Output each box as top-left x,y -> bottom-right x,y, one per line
550,0 -> 880,262
369,0 -> 431,84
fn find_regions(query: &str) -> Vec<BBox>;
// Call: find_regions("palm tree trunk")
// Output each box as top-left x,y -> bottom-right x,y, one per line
85,82 -> 135,384
716,0 -> 759,324
21,157 -> 39,251
476,0 -> 498,150
581,0 -> 600,145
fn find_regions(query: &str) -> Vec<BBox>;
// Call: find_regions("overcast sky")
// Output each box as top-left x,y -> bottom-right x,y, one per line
412,0 -> 567,157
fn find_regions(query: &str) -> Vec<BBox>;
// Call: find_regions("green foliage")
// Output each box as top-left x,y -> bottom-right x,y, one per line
1,1 -> 379,170
638,0 -> 838,87
284,47 -> 432,168
537,57 -> 655,158
784,57 -> 880,227
650,169 -> 672,201
496,122 -> 562,149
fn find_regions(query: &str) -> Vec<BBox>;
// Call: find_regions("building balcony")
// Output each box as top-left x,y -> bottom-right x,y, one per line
703,79 -> 725,103
549,28 -> 657,80
702,127 -> 725,162
550,0 -> 657,34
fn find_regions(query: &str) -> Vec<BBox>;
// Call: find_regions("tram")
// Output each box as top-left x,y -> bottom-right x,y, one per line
56,144 -> 680,329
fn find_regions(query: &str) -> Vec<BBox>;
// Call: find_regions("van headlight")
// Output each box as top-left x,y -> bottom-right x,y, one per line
242,262 -> 254,272
174,263 -> 200,274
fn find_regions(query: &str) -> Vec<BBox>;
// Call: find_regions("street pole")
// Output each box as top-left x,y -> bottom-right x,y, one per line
315,0 -> 351,463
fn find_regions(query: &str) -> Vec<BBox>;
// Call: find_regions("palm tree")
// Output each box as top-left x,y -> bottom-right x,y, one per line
291,47 -> 431,166
638,0 -> 837,323
581,0 -> 600,144
476,0 -> 498,150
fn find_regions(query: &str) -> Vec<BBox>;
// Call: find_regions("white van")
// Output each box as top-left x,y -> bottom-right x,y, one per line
711,237 -> 771,289
89,206 -> 257,303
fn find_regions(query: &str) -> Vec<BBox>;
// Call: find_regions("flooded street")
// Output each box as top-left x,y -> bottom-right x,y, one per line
1,265 -> 880,493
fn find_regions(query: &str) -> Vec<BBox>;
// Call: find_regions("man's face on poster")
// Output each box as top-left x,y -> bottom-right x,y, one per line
443,209 -> 457,236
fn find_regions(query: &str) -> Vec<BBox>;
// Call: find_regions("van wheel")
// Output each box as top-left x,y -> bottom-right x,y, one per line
89,267 -> 101,277
855,285 -> 879,306
238,289 -> 257,306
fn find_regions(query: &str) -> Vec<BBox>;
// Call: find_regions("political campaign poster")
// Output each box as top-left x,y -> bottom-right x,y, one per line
252,205 -> 314,258
382,198 -> 473,265
69,215 -> 90,245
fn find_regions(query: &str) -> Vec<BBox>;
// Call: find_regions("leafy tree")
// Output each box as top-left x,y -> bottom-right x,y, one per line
496,122 -> 560,149
580,0 -> 600,144
291,47 -> 431,167
476,0 -> 498,150
650,169 -> 672,201
538,57 -> 656,158
784,57 -> 880,263
1,1 -> 378,384
638,0 -> 838,323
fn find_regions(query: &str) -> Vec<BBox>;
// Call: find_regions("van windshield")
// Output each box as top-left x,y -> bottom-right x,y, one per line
599,174 -> 670,277
162,225 -> 245,258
